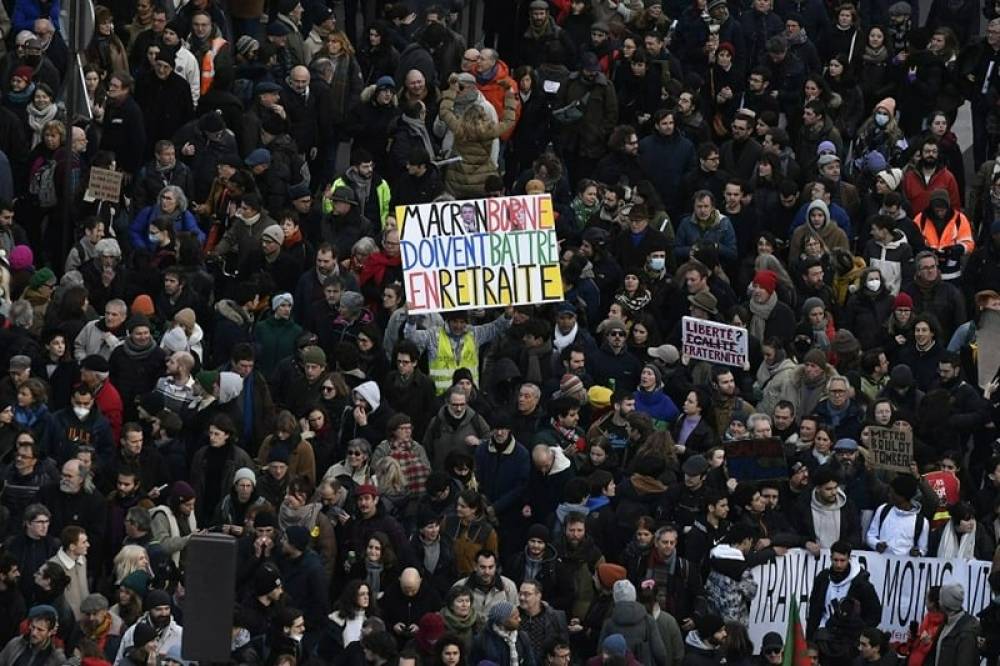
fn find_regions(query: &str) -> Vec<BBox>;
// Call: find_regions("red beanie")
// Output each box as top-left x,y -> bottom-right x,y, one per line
893,292 -> 914,309
753,270 -> 779,295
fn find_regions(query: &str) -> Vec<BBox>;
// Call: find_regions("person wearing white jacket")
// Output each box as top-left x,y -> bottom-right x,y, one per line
865,474 -> 929,556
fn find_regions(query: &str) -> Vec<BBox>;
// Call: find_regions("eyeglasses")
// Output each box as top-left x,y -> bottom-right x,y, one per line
764,649 -> 782,656
347,450 -> 365,456
608,330 -> 626,337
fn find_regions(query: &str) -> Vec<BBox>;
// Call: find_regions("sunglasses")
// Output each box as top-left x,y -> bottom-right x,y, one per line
608,330 -> 626,337
348,450 -> 365,456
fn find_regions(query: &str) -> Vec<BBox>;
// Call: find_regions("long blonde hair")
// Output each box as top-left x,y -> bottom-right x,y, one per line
113,544 -> 151,585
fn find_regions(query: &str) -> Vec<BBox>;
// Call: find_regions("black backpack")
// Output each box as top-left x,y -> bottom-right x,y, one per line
875,503 -> 925,546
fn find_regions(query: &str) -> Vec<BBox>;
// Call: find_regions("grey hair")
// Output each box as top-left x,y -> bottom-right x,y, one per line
9,300 -> 33,329
106,299 -> 127,315
351,237 -> 377,256
158,184 -> 189,212
347,438 -> 371,456
747,412 -> 772,429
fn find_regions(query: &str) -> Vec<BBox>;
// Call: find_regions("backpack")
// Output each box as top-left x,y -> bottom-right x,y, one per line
29,159 -> 58,208
875,503 -> 925,547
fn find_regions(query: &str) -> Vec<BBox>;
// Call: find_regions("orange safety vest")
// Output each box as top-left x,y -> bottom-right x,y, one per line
199,37 -> 227,96
915,209 -> 975,255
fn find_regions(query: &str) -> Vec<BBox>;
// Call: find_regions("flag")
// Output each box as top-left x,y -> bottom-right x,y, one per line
782,596 -> 811,666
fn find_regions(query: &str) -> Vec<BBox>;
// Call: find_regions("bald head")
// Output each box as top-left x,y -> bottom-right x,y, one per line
532,444 -> 555,472
400,567 -> 422,595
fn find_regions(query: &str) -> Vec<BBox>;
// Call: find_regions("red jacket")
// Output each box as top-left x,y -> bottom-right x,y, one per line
96,380 -> 124,443
901,166 -> 961,215
476,59 -> 522,141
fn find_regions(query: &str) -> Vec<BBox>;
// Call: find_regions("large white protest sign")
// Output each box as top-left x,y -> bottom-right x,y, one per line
397,195 -> 564,314
681,316 -> 749,367
747,548 -> 992,647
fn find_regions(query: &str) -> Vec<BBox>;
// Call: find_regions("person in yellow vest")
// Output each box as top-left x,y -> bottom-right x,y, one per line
390,306 -> 514,395
189,10 -> 233,96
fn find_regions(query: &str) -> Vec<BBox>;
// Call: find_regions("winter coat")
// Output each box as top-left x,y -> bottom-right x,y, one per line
129,205 -> 204,252
924,613 -> 980,666
704,545 -> 757,625
674,211 -> 738,262
805,564 -> 881,639
599,601 -> 667,666
638,130 -> 696,218
423,404 -> 491,470
555,72 -> 619,160
474,437 -> 531,517
436,88 -> 517,198
253,315 -> 303,378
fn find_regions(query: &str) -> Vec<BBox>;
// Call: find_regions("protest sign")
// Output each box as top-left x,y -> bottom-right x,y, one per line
868,426 -> 913,473
681,316 -> 749,368
88,167 -> 123,202
397,195 -> 563,314
747,548 -> 991,647
724,438 -> 787,481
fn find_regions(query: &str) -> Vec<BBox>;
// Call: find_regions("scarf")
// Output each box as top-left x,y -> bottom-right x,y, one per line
615,288 -> 652,312
863,44 -> 888,64
748,292 -> 778,340
550,417 -> 585,451
85,612 -> 113,641
785,27 -> 808,46
937,524 -> 976,559
401,113 -> 435,159
442,604 -> 479,633
553,323 -> 578,352
812,316 -> 831,349
494,625 -> 520,666
359,251 -> 401,286
348,166 -> 373,210
526,16 -> 554,39
475,63 -> 498,85
283,227 -> 303,248
366,561 -> 384,598
6,83 -> 35,106
27,102 -> 58,146
123,336 -> 156,359
279,501 -> 321,532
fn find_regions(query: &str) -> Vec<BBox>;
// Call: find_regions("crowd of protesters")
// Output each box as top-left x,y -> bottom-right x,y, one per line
0,0 -> 999,664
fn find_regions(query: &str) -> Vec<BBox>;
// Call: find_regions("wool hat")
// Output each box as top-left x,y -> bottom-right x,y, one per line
596,563 -> 627,588
234,467 -> 256,487
603,634 -> 628,657
340,291 -> 365,315
132,621 -> 159,648
695,614 -> 725,639
802,348 -> 828,368
878,168 -> 903,191
195,369 -> 219,393
816,140 -> 837,155
154,47 -> 176,65
261,224 -> 284,244
130,295 -> 155,317
81,593 -> 109,613
529,0 -> 548,8
452,368 -> 474,385
375,75 -> 396,90
121,571 -> 150,598
888,1 -> 911,16
8,355 -> 30,371
198,111 -> 226,133
11,65 -> 32,82
648,344 -> 680,365
300,345 -> 326,366
717,41 -> 735,56
752,270 -> 779,295
416,612 -> 446,648
588,385 -> 613,409
612,579 -> 636,603
144,589 -> 172,611
834,438 -> 859,451
864,150 -> 888,174
582,226 -> 609,245
354,483 -> 379,498
285,525 -> 310,551
254,511 -> 278,529
9,245 -> 32,271
81,354 -> 110,373
893,292 -> 914,309
761,632 -> 783,651
455,71 -> 476,85
127,314 -> 152,332
688,290 -> 719,315
889,363 -> 914,388
288,182 -> 311,200
236,35 -> 259,57
271,293 -> 293,310
707,0 -> 727,11
876,97 -> 897,116
581,52 -> 601,72
488,601 -> 516,625
800,296 -> 825,317
590,20 -> 609,33
28,267 -> 55,290
555,301 -> 577,316
599,318 -> 628,336
266,21 -> 290,36
832,329 -> 860,356
939,583 -> 964,613
164,18 -> 188,39
559,373 -> 584,397
172,480 -> 196,502
28,605 -> 57,623
682,454 -> 710,476
891,474 -> 919,499
526,524 -> 550,542
245,148 -> 272,167
930,189 -> 950,208
330,185 -> 356,205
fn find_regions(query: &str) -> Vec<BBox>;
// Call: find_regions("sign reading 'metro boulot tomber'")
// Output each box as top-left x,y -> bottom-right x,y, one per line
868,425 -> 913,473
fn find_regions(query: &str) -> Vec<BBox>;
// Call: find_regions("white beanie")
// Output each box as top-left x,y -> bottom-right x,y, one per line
612,579 -> 636,603
234,467 -> 257,487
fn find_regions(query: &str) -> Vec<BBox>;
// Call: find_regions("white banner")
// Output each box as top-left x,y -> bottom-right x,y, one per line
681,316 -> 748,368
748,548 -> 992,646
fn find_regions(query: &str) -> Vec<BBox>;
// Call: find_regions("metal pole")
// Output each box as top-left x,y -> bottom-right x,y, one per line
60,0 -> 80,267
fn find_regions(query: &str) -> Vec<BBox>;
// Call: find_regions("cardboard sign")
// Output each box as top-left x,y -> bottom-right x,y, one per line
724,437 -> 787,481
748,548 -> 991,647
397,195 -> 563,314
868,426 -> 913,473
88,167 -> 123,202
681,316 -> 749,368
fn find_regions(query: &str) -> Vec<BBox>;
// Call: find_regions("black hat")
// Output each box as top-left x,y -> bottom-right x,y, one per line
526,524 -> 550,542
81,354 -> 110,372
261,112 -> 287,136
254,81 -> 282,95
416,505 -> 441,528
198,111 -> 225,133
254,511 -> 278,529
253,564 -> 281,596
132,621 -> 159,648
144,589 -> 172,612
164,18 -> 188,39
695,614 -> 724,639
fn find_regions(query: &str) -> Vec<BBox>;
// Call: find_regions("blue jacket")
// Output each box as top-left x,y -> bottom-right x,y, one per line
129,205 -> 205,252
50,408 -> 114,466
470,624 -> 537,666
634,388 -> 680,429
638,131 -> 696,217
13,0 -> 60,32
674,212 -> 738,261
475,438 -> 531,516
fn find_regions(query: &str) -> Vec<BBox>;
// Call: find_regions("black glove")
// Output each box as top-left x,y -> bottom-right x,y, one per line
948,244 -> 965,260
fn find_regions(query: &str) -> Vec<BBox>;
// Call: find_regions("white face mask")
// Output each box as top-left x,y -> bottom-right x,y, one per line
874,112 -> 889,127
865,277 -> 881,292
649,256 -> 665,271
73,406 -> 90,420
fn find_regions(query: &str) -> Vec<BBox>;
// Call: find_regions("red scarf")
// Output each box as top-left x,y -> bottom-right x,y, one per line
359,251 -> 401,286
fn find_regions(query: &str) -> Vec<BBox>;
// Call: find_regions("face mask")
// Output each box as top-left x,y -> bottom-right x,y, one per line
874,113 -> 889,127
865,277 -> 881,292
148,233 -> 160,244
649,257 -> 665,271
73,406 -> 90,420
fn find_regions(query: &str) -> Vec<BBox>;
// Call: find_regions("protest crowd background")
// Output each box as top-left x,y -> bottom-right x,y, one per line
3,0 -> 1000,663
